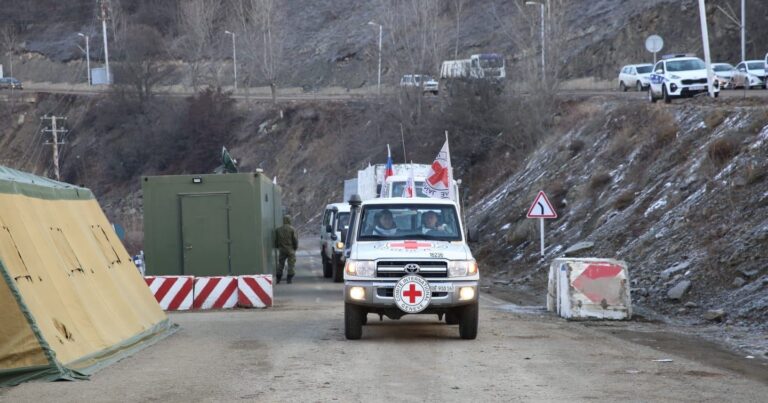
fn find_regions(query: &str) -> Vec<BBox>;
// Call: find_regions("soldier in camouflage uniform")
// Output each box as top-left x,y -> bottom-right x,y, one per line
275,215 -> 299,284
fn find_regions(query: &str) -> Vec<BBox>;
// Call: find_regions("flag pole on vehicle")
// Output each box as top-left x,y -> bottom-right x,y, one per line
380,144 -> 394,198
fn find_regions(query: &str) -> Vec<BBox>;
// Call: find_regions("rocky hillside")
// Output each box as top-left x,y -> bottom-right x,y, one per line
470,97 -> 768,332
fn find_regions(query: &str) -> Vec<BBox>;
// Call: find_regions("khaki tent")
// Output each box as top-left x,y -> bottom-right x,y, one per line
0,167 -> 175,386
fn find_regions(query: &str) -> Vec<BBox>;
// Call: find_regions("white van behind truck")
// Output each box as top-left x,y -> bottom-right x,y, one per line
342,196 -> 479,340
319,203 -> 351,282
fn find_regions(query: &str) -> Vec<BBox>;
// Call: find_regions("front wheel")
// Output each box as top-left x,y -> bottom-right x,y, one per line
332,253 -> 344,283
345,303 -> 364,340
636,82 -> 643,92
322,253 -> 332,278
458,303 -> 478,340
648,87 -> 657,103
663,85 -> 671,104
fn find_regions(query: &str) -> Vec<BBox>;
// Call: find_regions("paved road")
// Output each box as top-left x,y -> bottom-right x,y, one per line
3,251 -> 767,402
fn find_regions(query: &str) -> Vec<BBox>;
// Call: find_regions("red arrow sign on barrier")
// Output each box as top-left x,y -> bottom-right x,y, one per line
571,264 -> 624,304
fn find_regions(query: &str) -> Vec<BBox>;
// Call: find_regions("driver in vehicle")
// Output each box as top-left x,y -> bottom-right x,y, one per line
373,210 -> 397,236
421,211 -> 445,234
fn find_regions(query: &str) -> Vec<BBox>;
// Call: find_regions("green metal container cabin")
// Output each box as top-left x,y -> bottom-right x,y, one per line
142,172 -> 282,277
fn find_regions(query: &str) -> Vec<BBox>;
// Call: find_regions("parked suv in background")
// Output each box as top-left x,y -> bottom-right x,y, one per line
320,203 -> 351,282
649,55 -> 719,103
733,60 -> 766,89
618,64 -> 653,91
400,74 -> 439,95
0,77 -> 23,90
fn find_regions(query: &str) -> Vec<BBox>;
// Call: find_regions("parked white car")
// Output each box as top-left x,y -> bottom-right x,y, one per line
618,64 -> 653,91
732,60 -> 766,89
711,63 -> 736,89
400,74 -> 439,95
648,55 -> 720,103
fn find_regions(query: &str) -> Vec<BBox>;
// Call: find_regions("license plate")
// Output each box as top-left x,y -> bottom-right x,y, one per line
431,283 -> 454,292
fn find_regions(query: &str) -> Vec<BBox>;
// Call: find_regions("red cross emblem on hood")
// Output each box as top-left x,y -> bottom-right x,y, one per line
389,241 -> 432,250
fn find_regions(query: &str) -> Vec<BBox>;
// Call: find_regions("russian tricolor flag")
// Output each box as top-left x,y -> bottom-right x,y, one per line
380,144 -> 393,197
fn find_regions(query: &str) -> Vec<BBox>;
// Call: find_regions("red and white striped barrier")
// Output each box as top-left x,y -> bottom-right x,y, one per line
238,275 -> 273,308
547,258 -> 631,320
193,276 -> 238,310
144,276 -> 194,311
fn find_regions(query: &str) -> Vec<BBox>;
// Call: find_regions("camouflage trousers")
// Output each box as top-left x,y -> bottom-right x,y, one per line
277,250 -> 296,278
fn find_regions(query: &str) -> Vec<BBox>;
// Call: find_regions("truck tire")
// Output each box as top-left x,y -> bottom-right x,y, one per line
663,85 -> 671,104
322,254 -> 332,278
458,303 -> 478,340
648,88 -> 657,103
345,303 -> 364,340
445,312 -> 459,325
332,253 -> 344,283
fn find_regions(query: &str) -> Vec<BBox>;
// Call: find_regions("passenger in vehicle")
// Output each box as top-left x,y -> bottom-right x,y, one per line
373,210 -> 397,236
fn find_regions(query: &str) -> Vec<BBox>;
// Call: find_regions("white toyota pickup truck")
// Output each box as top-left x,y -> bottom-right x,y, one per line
342,196 -> 479,340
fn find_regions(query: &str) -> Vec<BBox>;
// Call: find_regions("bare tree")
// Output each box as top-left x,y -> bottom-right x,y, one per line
177,0 -> 220,91
232,0 -> 284,103
0,24 -> 19,77
453,0 -> 467,59
377,0 -> 444,125
113,24 -> 172,105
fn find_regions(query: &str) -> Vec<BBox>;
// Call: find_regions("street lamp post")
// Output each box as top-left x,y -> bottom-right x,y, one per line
78,33 -> 91,85
526,1 -> 546,83
368,21 -> 382,95
224,30 -> 237,91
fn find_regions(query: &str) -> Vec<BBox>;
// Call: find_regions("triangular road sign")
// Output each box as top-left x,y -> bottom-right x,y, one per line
527,191 -> 558,219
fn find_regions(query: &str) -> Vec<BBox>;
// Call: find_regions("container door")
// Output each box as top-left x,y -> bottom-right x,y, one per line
180,194 -> 231,276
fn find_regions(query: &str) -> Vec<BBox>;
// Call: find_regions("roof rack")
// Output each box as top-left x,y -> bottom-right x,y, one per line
661,53 -> 697,60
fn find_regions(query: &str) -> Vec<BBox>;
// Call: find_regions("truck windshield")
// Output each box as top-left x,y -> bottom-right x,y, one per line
390,181 -> 427,197
479,57 -> 504,69
357,204 -> 461,241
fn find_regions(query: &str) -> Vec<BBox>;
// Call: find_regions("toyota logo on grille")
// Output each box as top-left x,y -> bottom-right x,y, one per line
404,263 -> 421,274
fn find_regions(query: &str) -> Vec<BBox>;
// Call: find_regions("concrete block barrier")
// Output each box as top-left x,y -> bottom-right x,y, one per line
193,276 -> 238,310
547,258 -> 631,320
144,276 -> 194,311
237,275 -> 273,308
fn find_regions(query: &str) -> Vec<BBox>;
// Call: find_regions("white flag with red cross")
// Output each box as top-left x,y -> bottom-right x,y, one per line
422,137 -> 453,200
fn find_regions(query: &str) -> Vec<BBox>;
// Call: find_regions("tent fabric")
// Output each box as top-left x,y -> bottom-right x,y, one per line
0,166 -> 176,387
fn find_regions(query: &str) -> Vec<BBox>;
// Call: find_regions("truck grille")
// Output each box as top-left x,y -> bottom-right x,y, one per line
681,78 -> 707,85
376,261 -> 448,278
376,288 -> 448,298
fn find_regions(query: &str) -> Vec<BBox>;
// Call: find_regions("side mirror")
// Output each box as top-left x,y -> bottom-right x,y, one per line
326,224 -> 333,233
655,69 -> 663,75
467,229 -> 479,243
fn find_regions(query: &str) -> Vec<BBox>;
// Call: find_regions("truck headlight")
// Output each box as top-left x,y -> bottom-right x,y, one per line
336,241 -> 344,249
345,260 -> 375,277
448,260 -> 478,277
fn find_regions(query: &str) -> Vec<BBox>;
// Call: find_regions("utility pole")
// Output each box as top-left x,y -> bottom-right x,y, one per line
41,115 -> 67,181
100,0 -> 111,84
367,22 -> 382,95
698,0 -> 715,97
740,0 -> 745,62
78,33 -> 91,85
225,30 -> 237,91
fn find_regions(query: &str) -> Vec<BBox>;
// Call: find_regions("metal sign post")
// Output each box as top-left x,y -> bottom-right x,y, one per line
526,191 -> 558,257
645,35 -> 664,65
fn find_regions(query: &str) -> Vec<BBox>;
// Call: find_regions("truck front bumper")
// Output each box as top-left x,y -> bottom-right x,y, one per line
344,280 -> 478,309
